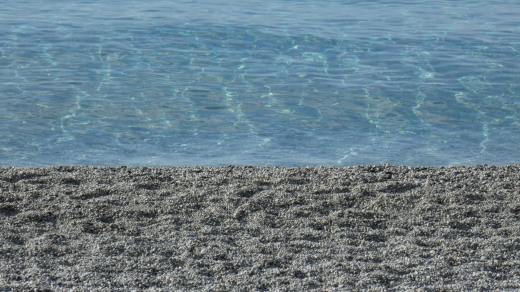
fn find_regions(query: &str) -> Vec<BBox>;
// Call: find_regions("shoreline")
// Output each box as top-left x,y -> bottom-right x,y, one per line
1,165 -> 520,290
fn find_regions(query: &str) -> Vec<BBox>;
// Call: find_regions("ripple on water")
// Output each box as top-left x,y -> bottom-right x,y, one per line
0,1 -> 519,166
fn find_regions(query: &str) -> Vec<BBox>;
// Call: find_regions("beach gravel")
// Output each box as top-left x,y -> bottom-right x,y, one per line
1,165 -> 520,290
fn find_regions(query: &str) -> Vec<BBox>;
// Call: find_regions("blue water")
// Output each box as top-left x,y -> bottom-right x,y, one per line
1,1 -> 519,166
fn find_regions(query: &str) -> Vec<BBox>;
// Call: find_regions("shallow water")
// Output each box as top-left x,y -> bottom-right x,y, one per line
1,1 -> 519,166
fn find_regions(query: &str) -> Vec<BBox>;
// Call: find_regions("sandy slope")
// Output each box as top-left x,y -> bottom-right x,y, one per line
1,165 -> 520,290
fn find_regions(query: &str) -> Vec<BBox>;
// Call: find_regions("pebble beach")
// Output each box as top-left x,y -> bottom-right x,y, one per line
1,165 -> 520,290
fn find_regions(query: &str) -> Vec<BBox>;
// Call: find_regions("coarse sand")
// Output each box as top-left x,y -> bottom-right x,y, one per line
1,165 -> 520,290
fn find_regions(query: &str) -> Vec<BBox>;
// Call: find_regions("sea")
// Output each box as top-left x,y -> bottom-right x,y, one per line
1,0 -> 519,166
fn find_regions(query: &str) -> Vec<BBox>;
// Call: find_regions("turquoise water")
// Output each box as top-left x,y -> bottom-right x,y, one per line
1,1 -> 519,166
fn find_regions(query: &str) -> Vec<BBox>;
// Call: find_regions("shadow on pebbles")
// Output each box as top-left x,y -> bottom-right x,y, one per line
1,165 -> 520,290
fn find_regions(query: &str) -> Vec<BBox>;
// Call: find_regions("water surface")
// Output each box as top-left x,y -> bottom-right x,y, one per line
1,1 -> 519,166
